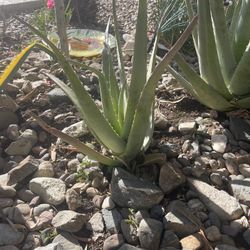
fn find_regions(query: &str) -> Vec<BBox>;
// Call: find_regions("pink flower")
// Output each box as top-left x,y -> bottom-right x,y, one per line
47,0 -> 55,9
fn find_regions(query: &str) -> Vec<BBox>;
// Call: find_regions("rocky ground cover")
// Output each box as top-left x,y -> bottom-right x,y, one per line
1,1 -> 250,250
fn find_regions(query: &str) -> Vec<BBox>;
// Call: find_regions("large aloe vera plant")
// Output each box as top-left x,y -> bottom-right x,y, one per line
0,0 -> 196,168
165,0 -> 250,111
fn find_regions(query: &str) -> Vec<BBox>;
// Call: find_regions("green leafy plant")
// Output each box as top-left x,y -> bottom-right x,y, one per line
0,0 -> 196,169
167,0 -> 250,111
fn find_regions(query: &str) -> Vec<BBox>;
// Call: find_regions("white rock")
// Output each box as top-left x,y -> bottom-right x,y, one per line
211,134 -> 228,153
178,122 -> 196,134
29,177 -> 66,205
102,196 -> 115,210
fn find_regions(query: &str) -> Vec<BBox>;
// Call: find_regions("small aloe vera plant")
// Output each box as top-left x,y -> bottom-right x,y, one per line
165,0 -> 250,111
0,0 -> 196,168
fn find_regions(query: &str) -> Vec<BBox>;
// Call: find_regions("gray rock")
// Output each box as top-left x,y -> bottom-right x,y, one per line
134,210 -> 150,225
5,138 -> 32,156
205,226 -> 221,241
150,205 -> 165,221
208,212 -> 221,229
52,210 -> 86,232
19,129 -> 38,146
120,219 -> 138,245
178,121 -> 196,134
138,218 -> 163,250
29,177 -> 66,205
52,232 -> 83,250
103,234 -> 124,250
163,200 -> 200,237
7,155 -> 39,185
243,228 -> 250,245
229,117 -> 250,142
17,188 -> 35,202
0,108 -> 18,131
0,198 -> 13,208
225,159 -> 239,175
210,173 -> 223,186
188,178 -> 243,220
111,168 -> 164,209
6,124 -> 19,141
0,224 -> 24,245
239,164 -> 250,177
102,208 -> 122,234
102,196 -> 115,210
211,134 -> 228,153
0,186 -> 16,198
35,243 -> 62,250
228,178 -> 250,206
33,161 -> 54,178
118,244 -> 142,250
86,212 -> 104,233
160,230 -> 180,249
33,204 -> 51,217
22,232 -> 41,250
56,121 -> 88,145
3,206 -> 26,224
215,245 -> 239,250
0,246 -> 19,250
0,94 -> 18,112
159,163 -> 186,194
65,188 -> 83,211
187,198 -> 205,212
48,88 -> 71,104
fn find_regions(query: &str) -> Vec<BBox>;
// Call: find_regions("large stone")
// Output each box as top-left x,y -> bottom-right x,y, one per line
120,219 -> 138,245
188,178 -> 243,221
228,179 -> 250,206
29,177 -> 66,205
118,244 -> 142,250
52,210 -> 86,232
159,163 -> 186,194
52,232 -> 83,250
0,224 -> 24,245
138,218 -> 163,250
163,200 -> 200,237
111,168 -> 164,209
7,155 -> 39,185
35,243 -> 61,250
0,108 -> 18,131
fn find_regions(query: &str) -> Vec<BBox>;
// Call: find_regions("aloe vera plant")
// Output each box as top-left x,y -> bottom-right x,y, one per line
165,0 -> 250,111
0,0 -> 196,168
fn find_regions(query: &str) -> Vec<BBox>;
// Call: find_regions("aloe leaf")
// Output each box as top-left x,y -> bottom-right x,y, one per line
184,0 -> 198,51
112,0 -> 127,89
122,16 -> 197,162
31,112 -> 119,166
0,43 -> 36,88
14,17 -> 126,154
209,0 -> 236,85
234,95 -> 250,109
167,65 -> 234,111
229,0 -> 242,42
122,0 -> 148,139
197,0 -> 230,98
230,41 -> 250,96
231,0 -> 250,62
